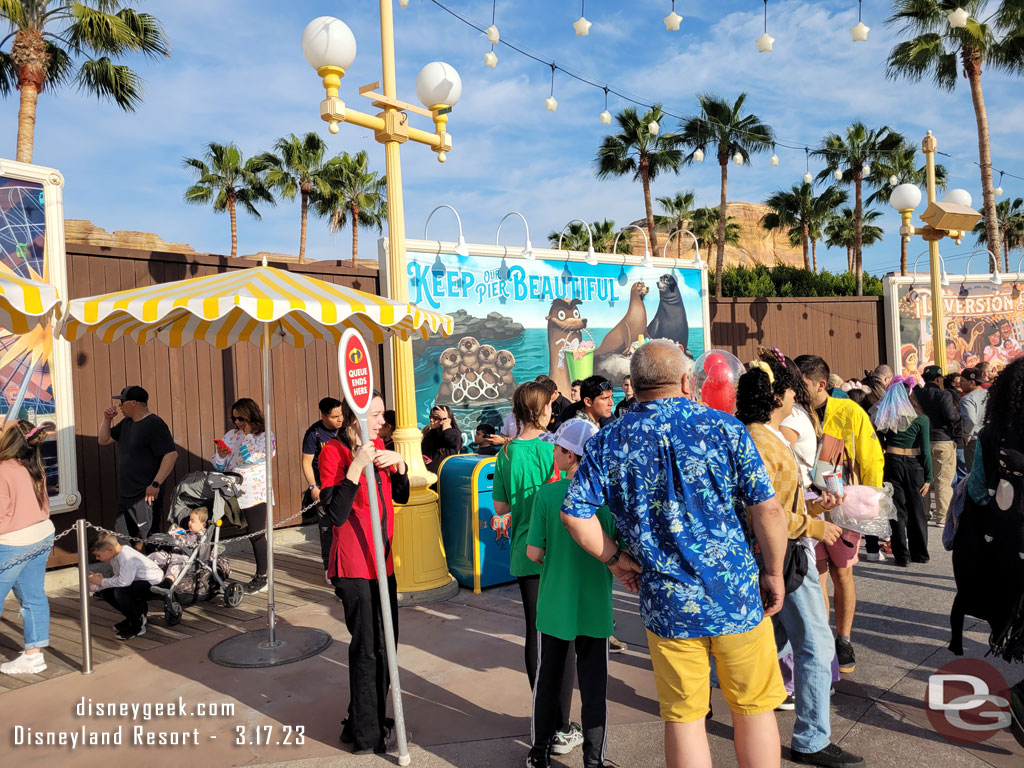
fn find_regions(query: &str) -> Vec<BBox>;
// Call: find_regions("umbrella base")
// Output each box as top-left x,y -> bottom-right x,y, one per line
208,626 -> 332,668
398,573 -> 460,606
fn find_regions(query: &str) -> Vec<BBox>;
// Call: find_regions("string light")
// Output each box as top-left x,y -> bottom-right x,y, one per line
600,86 -> 611,125
948,7 -> 970,29
995,171 -> 1004,196
545,63 -> 558,112
834,169 -> 843,180
770,143 -> 779,166
862,163 -> 871,177
664,0 -> 682,31
573,0 -> 592,36
733,152 -> 744,166
756,0 -> 775,52
803,148 -> 812,184
693,147 -> 704,163
484,0 -> 498,68
850,0 -> 869,42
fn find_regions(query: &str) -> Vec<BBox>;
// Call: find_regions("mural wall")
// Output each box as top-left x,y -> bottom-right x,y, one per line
390,243 -> 709,441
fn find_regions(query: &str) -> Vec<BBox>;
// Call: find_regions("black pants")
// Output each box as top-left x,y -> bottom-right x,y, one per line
531,634 -> 608,767
866,455 -> 929,563
333,574 -> 399,751
242,503 -> 268,576
518,576 -> 573,732
96,581 -> 154,628
116,495 -> 153,540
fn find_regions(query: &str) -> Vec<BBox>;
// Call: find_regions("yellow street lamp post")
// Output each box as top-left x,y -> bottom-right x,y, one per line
889,131 -> 982,374
301,7 -> 459,599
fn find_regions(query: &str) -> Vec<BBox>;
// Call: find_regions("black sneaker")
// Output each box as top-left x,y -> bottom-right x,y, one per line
776,693 -> 796,711
1010,682 -> 1024,741
526,748 -> 551,768
115,617 -> 147,641
243,574 -> 268,594
835,637 -> 856,673
608,635 -> 627,654
790,743 -> 866,767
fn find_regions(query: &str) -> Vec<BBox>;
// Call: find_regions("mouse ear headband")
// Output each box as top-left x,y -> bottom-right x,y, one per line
747,360 -> 775,385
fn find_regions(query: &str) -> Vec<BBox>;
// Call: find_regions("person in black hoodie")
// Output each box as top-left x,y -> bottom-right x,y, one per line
421,405 -> 463,474
915,365 -> 961,526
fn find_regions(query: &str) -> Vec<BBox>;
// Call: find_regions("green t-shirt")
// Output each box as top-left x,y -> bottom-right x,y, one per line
527,479 -> 616,641
492,438 -> 556,577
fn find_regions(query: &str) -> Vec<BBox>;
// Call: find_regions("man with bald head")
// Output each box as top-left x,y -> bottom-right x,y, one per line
561,340 -> 791,768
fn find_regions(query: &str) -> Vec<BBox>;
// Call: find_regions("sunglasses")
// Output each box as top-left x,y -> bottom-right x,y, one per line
232,416 -> 249,423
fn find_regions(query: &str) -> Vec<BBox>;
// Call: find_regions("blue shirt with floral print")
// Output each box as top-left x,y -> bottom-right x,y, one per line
562,397 -> 776,639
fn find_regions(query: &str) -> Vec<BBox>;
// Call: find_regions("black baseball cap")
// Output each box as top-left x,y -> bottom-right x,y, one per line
962,368 -> 984,384
921,365 -> 943,381
113,385 -> 149,403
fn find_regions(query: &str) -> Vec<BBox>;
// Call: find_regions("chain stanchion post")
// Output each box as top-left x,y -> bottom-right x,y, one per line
76,519 -> 93,675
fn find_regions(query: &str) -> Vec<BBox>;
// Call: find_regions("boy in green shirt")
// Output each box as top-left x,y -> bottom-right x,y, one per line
526,420 -> 617,768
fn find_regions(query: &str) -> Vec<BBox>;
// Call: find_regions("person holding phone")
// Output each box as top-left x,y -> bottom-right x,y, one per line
211,398 -> 276,595
421,405 -> 463,475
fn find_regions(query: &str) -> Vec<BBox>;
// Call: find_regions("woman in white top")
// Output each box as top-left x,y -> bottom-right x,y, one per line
0,420 -> 57,675
211,398 -> 275,595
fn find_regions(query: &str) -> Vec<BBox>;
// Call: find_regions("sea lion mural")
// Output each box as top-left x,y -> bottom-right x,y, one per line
545,298 -> 587,395
594,281 -> 649,357
647,274 -> 690,352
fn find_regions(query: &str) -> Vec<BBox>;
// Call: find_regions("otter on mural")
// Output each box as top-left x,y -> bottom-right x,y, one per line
434,336 -> 517,406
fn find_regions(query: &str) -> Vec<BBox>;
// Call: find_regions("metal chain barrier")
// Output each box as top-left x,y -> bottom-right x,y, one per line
0,525 -> 77,575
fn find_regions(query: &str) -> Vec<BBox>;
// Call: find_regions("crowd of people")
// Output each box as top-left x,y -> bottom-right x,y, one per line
1,344 -> 1022,768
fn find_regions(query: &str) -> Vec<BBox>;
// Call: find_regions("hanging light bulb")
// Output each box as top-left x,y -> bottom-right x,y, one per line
862,163 -> 871,177
600,110 -> 611,125
498,256 -> 509,281
545,64 -> 558,112
431,254 -> 446,277
733,152 -> 744,165
889,174 -> 899,186
850,0 -> 869,41
664,0 -> 682,31
756,0 -> 775,52
484,48 -> 498,68
573,1 -> 592,36
649,120 -> 660,135
995,171 -> 1005,196
693,148 -> 705,163
561,261 -> 573,284
770,153 -> 779,166
803,147 -> 812,184
834,169 -> 844,181
948,7 -> 970,29
486,25 -> 499,44
804,172 -> 813,184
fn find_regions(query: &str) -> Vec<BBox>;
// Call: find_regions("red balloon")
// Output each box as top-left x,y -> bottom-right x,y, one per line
702,379 -> 737,413
707,362 -> 732,383
703,353 -> 726,374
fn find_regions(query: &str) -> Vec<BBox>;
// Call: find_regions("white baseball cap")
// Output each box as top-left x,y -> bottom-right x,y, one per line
554,419 -> 599,457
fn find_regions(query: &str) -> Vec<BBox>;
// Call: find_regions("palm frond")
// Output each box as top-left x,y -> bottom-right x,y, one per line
75,56 -> 142,110
44,40 -> 74,87
115,9 -> 171,59
0,49 -> 14,95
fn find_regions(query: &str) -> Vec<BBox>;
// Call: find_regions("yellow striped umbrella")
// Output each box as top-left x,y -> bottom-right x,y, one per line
58,264 -> 452,656
0,271 -> 60,334
59,265 -> 452,346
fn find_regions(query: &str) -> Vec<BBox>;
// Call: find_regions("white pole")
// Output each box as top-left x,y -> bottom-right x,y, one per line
263,321 -> 277,646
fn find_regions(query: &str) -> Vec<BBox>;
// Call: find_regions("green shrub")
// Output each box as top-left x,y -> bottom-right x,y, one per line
709,266 -> 883,297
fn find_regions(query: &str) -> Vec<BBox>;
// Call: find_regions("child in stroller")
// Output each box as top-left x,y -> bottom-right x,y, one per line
145,470 -> 246,625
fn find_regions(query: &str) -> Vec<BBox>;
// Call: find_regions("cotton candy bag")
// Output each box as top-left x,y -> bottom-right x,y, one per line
827,483 -> 897,539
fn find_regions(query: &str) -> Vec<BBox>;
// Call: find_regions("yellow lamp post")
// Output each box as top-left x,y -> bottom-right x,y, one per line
301,7 -> 459,600
889,131 -> 982,374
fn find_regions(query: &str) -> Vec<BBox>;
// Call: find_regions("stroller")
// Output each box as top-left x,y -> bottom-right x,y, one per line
146,471 -> 246,625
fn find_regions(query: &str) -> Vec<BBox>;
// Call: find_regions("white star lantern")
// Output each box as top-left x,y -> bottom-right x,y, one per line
889,174 -> 899,186
648,121 -> 660,135
850,21 -> 869,42
733,152 -> 744,165
486,25 -> 500,44
484,50 -> 498,69
948,7 -> 970,29
803,172 -> 813,184
834,169 -> 843,180
600,110 -> 612,125
770,154 -> 779,166
664,11 -> 683,31
545,96 -> 558,112
756,33 -> 775,53
693,148 -> 705,163
573,16 -> 592,36
995,185 -> 1004,196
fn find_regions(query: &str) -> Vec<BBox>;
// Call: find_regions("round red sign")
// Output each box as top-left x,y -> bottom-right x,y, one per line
340,330 -> 372,414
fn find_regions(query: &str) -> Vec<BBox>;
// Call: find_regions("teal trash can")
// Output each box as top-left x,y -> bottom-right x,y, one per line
438,454 -> 514,593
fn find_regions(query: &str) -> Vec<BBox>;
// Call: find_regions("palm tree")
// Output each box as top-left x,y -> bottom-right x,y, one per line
547,221 -> 631,253
808,186 -> 848,273
679,93 -> 774,296
813,122 -> 903,295
690,206 -> 740,265
825,208 -> 885,274
263,133 -> 340,264
312,150 -> 386,267
760,183 -> 847,271
595,105 -> 683,252
182,142 -> 275,258
868,145 -> 948,274
655,190 -> 698,259
974,197 -> 1024,270
0,1 -> 170,163
887,1 -> 1024,277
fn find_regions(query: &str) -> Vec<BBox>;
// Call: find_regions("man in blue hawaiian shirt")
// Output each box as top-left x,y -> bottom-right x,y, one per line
562,340 -> 790,768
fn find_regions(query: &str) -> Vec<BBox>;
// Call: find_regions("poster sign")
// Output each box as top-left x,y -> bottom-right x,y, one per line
339,328 -> 373,417
884,275 -> 1024,377
384,240 -> 710,442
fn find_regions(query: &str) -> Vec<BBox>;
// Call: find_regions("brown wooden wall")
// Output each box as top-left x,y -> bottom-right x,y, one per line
709,297 -> 887,378
50,245 -> 383,566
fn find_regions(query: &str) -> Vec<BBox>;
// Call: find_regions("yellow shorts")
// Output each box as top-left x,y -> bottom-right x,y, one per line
646,618 -> 786,722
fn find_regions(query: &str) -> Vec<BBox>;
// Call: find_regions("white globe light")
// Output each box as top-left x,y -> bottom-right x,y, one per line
995,185 -> 1004,196
733,152 -> 744,165
693,148 -> 705,163
484,50 -> 498,69
770,153 -> 779,166
889,183 -> 922,212
803,172 -> 813,184
889,174 -> 899,186
486,24 -> 500,44
599,110 -> 611,125
545,96 -> 558,112
834,169 -> 843,180
943,188 -> 973,207
648,120 -> 660,135
948,7 -> 970,29
301,17 -> 357,72
416,62 -> 462,108
862,163 -> 871,177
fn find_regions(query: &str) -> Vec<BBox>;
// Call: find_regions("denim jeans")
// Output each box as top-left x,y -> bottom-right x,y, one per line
773,541 -> 833,754
0,535 -> 53,650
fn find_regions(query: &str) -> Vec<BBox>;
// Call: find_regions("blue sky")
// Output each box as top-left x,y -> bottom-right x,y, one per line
3,0 -> 1022,277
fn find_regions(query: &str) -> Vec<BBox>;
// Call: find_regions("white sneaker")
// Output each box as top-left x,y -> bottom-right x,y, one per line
0,652 -> 46,675
865,551 -> 885,562
550,722 -> 583,755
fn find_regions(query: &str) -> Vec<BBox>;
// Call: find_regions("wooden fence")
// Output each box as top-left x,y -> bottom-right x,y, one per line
50,245 -> 383,566
709,296 -> 886,378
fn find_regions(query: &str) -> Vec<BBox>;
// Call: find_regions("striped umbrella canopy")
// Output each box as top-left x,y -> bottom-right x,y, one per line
0,270 -> 60,334
59,265 -> 452,346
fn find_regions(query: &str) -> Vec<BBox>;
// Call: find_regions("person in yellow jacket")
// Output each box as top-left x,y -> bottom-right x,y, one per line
795,355 -> 884,676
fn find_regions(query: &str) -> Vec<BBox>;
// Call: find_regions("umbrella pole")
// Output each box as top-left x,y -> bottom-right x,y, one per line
263,322 -> 277,646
